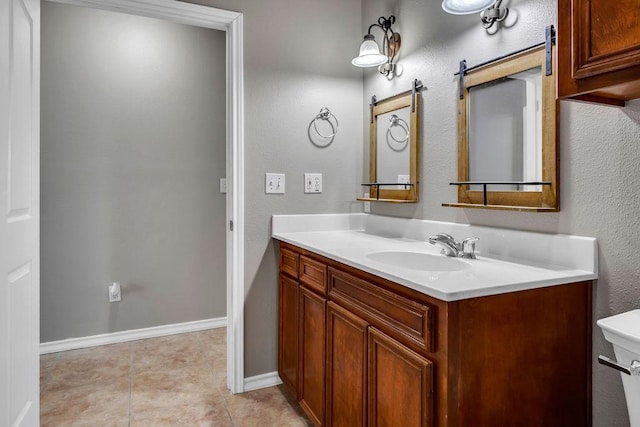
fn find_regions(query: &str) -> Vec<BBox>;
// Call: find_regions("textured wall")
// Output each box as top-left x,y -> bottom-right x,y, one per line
362,0 -> 640,425
40,3 -> 227,341
184,0 -> 364,377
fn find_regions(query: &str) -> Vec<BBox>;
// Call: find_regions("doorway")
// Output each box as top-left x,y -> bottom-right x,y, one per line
41,0 -> 245,394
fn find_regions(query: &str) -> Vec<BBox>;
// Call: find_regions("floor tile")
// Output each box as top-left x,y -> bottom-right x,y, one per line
40,328 -> 310,426
40,352 -> 59,391
46,355 -> 130,393
40,383 -> 129,427
131,334 -> 208,374
224,385 -> 313,426
132,368 -> 215,393
130,390 -> 233,426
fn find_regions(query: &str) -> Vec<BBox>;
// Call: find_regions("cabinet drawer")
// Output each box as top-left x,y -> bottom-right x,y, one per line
280,247 -> 299,279
300,255 -> 327,295
328,267 -> 434,353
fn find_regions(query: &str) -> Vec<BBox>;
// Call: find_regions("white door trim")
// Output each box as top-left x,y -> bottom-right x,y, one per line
44,0 -> 245,394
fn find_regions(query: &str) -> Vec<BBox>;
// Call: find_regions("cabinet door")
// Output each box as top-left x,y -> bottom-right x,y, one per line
299,286 -> 327,426
278,273 -> 299,397
326,302 -> 368,427
558,0 -> 640,102
368,328 -> 433,427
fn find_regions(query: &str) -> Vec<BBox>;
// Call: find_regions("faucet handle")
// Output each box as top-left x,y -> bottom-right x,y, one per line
427,233 -> 458,246
437,233 -> 456,241
461,237 -> 479,259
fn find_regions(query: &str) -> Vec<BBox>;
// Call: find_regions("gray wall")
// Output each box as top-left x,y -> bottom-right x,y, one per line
42,0 -> 364,380
362,0 -> 640,425
176,0 -> 365,377
41,2 -> 227,341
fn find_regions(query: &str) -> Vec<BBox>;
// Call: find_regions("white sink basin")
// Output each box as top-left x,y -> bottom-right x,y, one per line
365,251 -> 470,272
598,309 -> 640,356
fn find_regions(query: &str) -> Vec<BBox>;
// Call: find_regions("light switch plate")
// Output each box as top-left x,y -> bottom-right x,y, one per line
220,178 -> 227,194
304,173 -> 322,193
265,173 -> 285,194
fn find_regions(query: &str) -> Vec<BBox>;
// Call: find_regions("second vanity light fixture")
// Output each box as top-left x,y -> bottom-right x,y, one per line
442,0 -> 509,30
352,16 -> 401,78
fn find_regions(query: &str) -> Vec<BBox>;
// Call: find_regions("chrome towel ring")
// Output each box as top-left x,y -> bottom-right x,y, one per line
386,114 -> 409,150
311,107 -> 339,139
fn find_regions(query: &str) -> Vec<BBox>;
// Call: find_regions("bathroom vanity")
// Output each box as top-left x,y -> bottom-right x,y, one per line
273,214 -> 598,427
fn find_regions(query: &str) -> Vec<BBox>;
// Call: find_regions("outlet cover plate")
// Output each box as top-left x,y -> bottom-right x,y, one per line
397,174 -> 410,184
108,283 -> 121,302
304,173 -> 322,193
265,173 -> 285,194
363,192 -> 371,213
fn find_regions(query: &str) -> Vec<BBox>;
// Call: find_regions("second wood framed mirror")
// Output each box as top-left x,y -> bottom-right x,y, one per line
444,30 -> 559,212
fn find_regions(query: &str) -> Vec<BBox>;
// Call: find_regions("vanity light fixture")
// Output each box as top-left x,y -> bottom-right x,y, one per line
352,16 -> 401,78
442,0 -> 509,30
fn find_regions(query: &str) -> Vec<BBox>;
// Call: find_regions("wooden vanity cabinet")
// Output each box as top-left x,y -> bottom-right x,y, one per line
278,272 -> 299,397
326,302 -> 367,427
277,241 -> 592,427
278,246 -> 300,397
299,286 -> 327,426
558,0 -> 640,104
326,301 -> 434,427
278,248 -> 328,425
368,327 -> 434,427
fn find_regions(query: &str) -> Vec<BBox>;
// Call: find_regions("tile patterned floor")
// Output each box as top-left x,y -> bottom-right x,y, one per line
40,328 -> 312,426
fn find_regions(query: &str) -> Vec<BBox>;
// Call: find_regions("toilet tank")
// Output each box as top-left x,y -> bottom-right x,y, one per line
598,310 -> 640,427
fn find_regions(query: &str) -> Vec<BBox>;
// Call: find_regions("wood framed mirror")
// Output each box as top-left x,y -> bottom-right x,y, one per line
444,41 -> 558,212
358,88 -> 420,203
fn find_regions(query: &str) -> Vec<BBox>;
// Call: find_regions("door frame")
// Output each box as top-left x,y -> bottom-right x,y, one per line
45,0 -> 246,393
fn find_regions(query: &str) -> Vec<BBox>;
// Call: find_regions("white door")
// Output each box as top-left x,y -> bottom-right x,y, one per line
0,0 -> 40,425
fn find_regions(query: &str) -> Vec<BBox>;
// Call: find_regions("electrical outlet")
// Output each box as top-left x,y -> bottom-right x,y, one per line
265,173 -> 285,194
304,173 -> 322,193
108,282 -> 121,302
363,192 -> 371,213
220,178 -> 227,194
397,174 -> 410,190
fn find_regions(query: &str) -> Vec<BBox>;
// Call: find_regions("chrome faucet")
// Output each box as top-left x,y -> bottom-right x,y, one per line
428,233 -> 479,259
428,233 -> 460,257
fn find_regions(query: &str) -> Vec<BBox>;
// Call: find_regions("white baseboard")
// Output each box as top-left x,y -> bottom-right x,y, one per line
40,317 -> 227,354
243,371 -> 282,392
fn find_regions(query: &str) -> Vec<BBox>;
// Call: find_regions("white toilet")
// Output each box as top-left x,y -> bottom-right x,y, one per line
597,309 -> 640,427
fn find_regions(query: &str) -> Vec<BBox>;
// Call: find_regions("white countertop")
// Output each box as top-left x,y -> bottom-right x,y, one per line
272,214 -> 598,302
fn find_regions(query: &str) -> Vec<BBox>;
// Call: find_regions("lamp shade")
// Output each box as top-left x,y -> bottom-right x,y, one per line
352,35 -> 387,67
442,0 -> 495,15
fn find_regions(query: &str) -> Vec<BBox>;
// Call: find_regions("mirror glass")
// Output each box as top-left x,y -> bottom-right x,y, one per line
445,44 -> 558,212
376,106 -> 411,188
468,66 -> 542,192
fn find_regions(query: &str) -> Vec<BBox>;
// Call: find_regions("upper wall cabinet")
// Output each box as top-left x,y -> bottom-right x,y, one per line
558,0 -> 640,106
